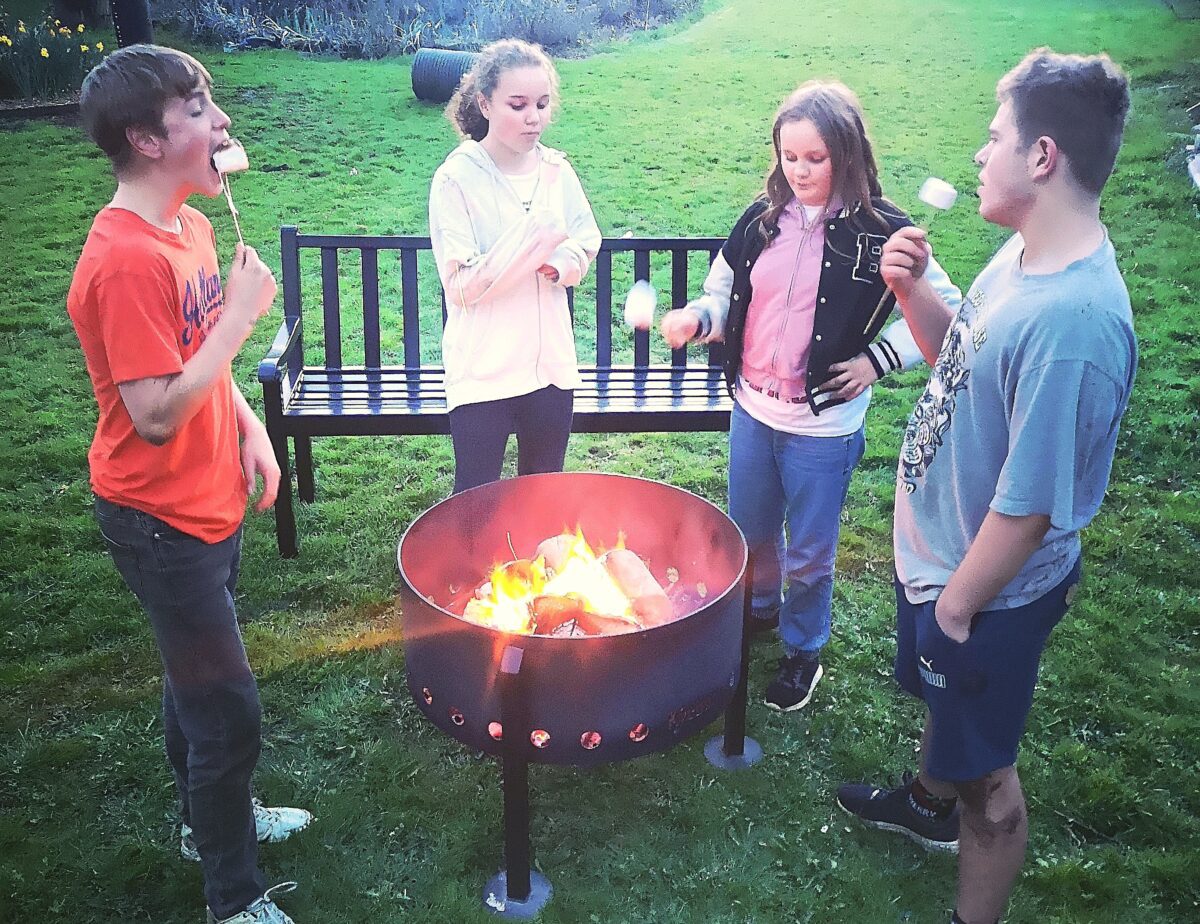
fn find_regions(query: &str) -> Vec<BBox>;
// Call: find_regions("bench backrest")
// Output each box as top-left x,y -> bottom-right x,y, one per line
281,226 -> 729,372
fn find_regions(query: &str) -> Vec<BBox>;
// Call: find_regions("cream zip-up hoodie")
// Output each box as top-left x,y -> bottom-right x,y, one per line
429,141 -> 602,411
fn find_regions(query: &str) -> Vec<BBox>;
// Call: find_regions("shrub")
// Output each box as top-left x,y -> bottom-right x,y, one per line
158,0 -> 700,60
0,8 -> 108,101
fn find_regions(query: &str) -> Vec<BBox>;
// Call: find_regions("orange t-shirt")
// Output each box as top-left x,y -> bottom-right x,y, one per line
68,205 -> 247,543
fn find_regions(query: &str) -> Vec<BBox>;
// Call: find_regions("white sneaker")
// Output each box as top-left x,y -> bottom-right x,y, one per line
182,800 -> 314,862
207,882 -> 297,923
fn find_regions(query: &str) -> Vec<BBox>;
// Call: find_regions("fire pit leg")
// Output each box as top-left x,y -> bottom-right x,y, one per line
706,563 -> 763,770
483,645 -> 553,919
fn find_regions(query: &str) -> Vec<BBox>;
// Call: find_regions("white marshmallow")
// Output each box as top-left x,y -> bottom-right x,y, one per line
623,279 -> 656,330
918,177 -> 958,210
213,141 -> 250,175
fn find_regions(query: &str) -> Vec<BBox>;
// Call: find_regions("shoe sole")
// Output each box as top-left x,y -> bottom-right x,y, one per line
836,796 -> 959,854
764,664 -> 823,712
260,814 -> 313,843
182,814 -> 314,861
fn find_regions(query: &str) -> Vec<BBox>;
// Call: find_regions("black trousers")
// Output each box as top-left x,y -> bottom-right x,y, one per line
448,386 -> 574,493
94,497 -> 264,919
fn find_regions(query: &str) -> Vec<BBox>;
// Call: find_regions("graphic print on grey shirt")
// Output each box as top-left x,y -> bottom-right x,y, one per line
894,232 -> 1137,611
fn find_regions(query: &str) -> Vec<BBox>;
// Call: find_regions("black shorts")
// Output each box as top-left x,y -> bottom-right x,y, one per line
894,559 -> 1081,782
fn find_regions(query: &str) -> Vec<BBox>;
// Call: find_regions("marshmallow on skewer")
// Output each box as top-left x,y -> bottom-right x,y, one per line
861,178 -> 957,336
213,139 -> 250,175
213,139 -> 249,247
623,279 -> 657,330
918,177 -> 958,211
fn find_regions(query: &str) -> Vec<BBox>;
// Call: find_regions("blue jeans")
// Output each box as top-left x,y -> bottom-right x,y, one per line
94,497 -> 264,919
728,402 -> 866,657
448,385 -> 574,493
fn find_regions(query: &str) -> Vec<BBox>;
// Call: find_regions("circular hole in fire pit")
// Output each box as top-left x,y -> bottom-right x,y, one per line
449,707 -> 465,726
629,723 -> 649,743
530,729 -> 551,748
422,687 -> 433,705
488,722 -> 503,740
580,731 -> 602,750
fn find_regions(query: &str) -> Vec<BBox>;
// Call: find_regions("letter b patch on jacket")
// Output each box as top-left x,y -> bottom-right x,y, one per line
853,233 -> 887,283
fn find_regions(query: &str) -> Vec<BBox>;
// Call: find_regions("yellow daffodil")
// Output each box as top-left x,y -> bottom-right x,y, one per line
78,24 -> 85,33
60,27 -> 70,36
40,47 -> 48,57
54,18 -> 60,26
0,35 -> 9,45
80,44 -> 88,52
18,21 -> 26,33
96,41 -> 103,51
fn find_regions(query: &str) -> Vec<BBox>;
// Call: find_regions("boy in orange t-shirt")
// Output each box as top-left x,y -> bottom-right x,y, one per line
68,45 -> 309,924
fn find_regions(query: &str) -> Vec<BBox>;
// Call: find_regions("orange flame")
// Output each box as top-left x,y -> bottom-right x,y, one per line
462,528 -> 639,635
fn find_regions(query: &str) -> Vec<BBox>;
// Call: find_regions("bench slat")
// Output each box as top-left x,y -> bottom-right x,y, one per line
595,249 -> 612,367
401,249 -> 420,366
633,249 -> 651,367
670,249 -> 689,367
320,247 -> 342,368
362,248 -> 381,367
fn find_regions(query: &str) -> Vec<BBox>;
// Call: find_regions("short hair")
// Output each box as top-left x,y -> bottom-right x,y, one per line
445,39 -> 559,142
997,48 -> 1130,195
80,44 -> 212,174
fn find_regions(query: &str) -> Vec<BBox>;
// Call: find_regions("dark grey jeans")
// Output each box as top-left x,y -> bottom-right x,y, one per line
94,497 -> 264,919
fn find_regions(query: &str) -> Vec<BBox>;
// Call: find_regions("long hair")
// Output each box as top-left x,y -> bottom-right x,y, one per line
445,39 -> 559,142
759,81 -> 885,241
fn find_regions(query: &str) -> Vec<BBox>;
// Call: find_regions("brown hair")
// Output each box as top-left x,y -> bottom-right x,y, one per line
445,39 -> 559,142
997,48 -> 1130,195
80,44 -> 212,175
759,81 -> 884,241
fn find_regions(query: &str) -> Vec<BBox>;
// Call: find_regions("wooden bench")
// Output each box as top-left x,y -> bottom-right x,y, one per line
258,226 -> 732,557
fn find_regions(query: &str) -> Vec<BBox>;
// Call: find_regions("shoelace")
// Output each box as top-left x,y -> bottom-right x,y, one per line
247,882 -> 298,922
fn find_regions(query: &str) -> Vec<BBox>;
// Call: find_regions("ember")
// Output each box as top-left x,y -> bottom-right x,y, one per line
459,529 -> 674,636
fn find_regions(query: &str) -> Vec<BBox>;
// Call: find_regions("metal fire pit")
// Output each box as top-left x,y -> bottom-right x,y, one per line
397,473 -> 757,917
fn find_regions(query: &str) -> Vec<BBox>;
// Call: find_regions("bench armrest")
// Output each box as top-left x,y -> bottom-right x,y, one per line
257,314 -> 303,387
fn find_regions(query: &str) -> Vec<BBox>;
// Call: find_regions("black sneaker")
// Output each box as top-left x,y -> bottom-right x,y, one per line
837,771 -> 960,853
749,605 -> 779,634
764,653 -> 823,711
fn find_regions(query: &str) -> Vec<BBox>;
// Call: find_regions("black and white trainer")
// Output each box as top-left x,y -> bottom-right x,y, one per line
764,652 -> 823,712
836,771 -> 960,853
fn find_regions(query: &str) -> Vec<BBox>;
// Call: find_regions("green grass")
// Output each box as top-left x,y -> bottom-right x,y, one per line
1,0 -> 1198,921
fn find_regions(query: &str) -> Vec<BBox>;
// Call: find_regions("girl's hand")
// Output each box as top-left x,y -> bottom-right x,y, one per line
537,264 -> 560,283
659,308 -> 701,349
821,352 -> 879,401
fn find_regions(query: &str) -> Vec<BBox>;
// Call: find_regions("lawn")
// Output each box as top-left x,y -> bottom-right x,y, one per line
1,0 -> 1198,921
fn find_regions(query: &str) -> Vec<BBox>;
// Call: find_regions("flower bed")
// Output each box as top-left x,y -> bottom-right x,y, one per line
0,8 -> 107,102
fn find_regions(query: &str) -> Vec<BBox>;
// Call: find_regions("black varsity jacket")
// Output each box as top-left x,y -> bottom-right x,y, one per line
698,196 -> 915,415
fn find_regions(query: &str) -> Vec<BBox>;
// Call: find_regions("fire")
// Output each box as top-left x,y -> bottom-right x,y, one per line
462,528 -> 661,636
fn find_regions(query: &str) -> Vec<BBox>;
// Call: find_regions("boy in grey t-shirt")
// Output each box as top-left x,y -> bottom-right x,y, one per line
837,50 -> 1136,924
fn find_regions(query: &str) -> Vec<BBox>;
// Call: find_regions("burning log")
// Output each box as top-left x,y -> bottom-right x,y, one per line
459,529 -> 676,636
600,549 -> 674,628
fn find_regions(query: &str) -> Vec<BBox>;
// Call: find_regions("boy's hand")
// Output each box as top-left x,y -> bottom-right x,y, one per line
240,420 -> 281,512
821,352 -> 880,401
660,308 -> 700,349
881,227 -> 932,299
537,264 -> 560,283
223,244 -> 277,335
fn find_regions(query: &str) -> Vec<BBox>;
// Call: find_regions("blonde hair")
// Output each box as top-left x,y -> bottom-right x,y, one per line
759,81 -> 885,240
445,39 -> 559,142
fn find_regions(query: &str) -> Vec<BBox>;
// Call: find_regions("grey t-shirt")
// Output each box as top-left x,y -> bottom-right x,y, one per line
894,232 -> 1137,609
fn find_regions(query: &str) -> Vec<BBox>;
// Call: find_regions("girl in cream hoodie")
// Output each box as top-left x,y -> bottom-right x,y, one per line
430,39 -> 602,493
